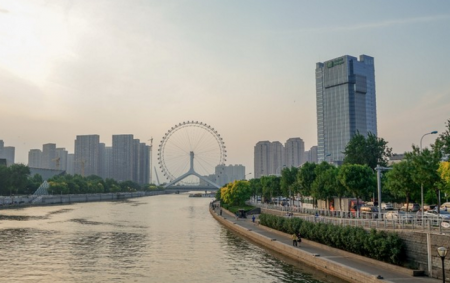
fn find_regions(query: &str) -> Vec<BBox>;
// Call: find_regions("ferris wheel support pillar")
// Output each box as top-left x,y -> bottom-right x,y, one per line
164,151 -> 221,189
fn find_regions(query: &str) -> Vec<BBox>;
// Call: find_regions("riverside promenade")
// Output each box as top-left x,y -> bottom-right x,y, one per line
210,207 -> 441,283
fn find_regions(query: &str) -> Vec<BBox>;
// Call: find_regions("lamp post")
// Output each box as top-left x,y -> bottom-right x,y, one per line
437,247 -> 448,283
375,165 -> 392,220
420,131 -> 438,225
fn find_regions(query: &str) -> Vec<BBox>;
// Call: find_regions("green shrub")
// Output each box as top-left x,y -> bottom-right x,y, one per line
258,213 -> 405,265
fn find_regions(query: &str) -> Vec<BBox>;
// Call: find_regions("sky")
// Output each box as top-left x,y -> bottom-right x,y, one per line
1,0 -> 450,179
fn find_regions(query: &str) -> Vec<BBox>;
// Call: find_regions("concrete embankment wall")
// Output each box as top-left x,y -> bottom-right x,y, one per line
210,208 -> 392,283
0,191 -> 168,208
260,207 -> 449,280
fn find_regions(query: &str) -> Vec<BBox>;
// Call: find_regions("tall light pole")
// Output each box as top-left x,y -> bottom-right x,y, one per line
420,131 -> 438,224
375,165 -> 392,220
437,247 -> 448,283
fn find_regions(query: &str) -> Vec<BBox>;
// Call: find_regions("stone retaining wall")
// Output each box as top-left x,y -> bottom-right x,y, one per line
210,208 -> 396,283
261,207 -> 450,280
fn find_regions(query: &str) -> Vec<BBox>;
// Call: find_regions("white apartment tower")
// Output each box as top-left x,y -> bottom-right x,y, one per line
284,138 -> 305,168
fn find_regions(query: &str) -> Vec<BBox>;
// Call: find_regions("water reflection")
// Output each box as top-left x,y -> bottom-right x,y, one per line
0,195 -> 346,283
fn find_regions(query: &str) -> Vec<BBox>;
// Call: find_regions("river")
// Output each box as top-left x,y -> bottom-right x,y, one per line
0,194 -> 346,283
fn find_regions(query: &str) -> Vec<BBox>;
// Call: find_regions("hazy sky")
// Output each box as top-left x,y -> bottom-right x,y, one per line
1,0 -> 450,178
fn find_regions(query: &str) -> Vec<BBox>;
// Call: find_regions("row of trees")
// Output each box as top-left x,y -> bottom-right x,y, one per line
47,174 -> 163,194
0,163 -> 163,196
0,164 -> 42,195
218,119 -> 450,211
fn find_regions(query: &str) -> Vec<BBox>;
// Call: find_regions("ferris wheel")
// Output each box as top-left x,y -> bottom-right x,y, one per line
157,121 -> 227,186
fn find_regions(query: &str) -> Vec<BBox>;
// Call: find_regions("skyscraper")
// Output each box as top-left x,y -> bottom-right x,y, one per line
284,138 -> 305,168
0,140 -> 15,165
41,143 -> 57,169
112,134 -> 134,182
270,141 -> 284,175
316,55 -> 377,163
254,141 -> 271,178
74,135 -> 100,176
28,149 -> 42,168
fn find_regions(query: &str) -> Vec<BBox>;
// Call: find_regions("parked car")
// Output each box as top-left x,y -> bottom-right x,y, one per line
401,203 -> 420,212
384,210 -> 414,222
423,204 -> 437,211
381,202 -> 393,210
440,202 -> 450,211
423,210 -> 450,222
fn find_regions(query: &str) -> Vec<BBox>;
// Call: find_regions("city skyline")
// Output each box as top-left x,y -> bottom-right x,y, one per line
1,1 -> 450,176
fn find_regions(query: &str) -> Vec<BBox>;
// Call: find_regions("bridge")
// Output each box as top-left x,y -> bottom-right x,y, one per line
165,185 -> 219,193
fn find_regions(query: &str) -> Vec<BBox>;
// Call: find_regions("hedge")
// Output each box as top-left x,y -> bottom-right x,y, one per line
258,213 -> 406,265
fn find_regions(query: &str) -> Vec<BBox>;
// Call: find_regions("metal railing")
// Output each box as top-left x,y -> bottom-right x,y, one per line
249,201 -> 450,234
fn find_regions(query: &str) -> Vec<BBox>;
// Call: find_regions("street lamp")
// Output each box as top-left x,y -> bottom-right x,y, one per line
244,172 -> 252,180
420,131 -> 438,225
375,165 -> 392,220
437,247 -> 447,283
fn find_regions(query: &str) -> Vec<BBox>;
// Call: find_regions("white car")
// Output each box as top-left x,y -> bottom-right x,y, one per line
381,202 -> 393,210
384,211 -> 413,222
423,210 -> 450,222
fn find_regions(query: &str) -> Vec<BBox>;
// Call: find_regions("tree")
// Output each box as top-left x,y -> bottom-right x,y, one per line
8,164 -> 30,195
385,160 -> 419,211
297,162 -> 317,199
0,165 -> 10,195
311,162 -> 335,208
220,180 -> 252,206
280,167 -> 299,199
438,161 -> 450,200
249,178 -> 262,199
343,131 -> 392,169
338,164 -> 376,213
406,144 -> 444,212
260,175 -> 281,202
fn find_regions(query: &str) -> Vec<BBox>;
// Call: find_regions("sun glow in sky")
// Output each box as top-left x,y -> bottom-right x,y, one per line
1,0 -> 450,176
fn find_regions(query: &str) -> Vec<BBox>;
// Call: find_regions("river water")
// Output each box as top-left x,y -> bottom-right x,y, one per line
0,194 -> 346,283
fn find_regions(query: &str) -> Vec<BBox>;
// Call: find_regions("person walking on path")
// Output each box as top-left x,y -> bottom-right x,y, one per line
252,215 -> 256,223
296,232 -> 302,247
291,233 -> 298,247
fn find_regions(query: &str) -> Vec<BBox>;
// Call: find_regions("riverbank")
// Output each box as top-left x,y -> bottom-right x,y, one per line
0,190 -> 168,209
210,206 -> 440,283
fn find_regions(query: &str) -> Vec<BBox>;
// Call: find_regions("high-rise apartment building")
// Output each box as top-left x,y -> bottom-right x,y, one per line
305,146 -> 318,164
103,147 -> 113,179
28,149 -> 42,167
67,154 -> 75,175
0,140 -> 15,165
284,138 -> 305,168
213,164 -> 245,187
316,55 -> 377,163
254,141 -> 271,178
112,134 -> 134,182
55,148 -> 68,171
270,141 -> 284,175
254,140 -> 286,177
74,135 -> 100,176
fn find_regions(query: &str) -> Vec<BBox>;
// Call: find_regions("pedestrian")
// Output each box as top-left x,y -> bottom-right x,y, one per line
252,215 -> 256,223
219,208 -> 222,216
296,232 -> 302,247
292,233 -> 298,247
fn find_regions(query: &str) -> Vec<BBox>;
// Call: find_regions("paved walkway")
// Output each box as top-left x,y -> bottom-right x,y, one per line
212,207 -> 441,283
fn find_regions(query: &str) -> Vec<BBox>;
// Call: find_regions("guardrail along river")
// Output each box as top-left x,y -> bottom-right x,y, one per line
0,194 -> 346,283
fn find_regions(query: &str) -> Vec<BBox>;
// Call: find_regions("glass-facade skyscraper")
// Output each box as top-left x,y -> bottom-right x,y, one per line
316,55 -> 377,163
